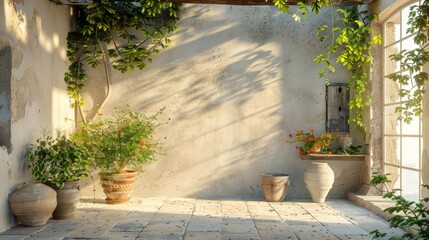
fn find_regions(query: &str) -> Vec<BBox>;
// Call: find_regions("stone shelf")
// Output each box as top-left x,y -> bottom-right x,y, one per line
300,153 -> 366,161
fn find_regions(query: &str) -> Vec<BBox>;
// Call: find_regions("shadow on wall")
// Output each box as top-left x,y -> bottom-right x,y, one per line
79,4 -> 354,199
0,45 -> 12,153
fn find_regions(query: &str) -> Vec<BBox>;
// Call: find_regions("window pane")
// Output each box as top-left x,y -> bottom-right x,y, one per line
385,137 -> 400,165
384,43 -> 401,75
402,115 -> 420,135
401,3 -> 419,38
384,11 -> 401,46
384,105 -> 400,134
402,35 -> 419,52
401,71 -> 419,101
402,169 -> 420,202
385,165 -> 400,191
402,137 -> 420,169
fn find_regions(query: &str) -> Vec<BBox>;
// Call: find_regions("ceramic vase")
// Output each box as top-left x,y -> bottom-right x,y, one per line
9,183 -> 57,226
100,170 -> 137,204
261,173 -> 290,202
303,162 -> 334,203
47,181 -> 81,219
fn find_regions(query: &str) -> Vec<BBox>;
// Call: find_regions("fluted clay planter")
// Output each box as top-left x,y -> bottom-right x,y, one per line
303,162 -> 334,203
9,183 -> 57,226
100,170 -> 137,204
47,181 -> 81,219
261,173 -> 290,202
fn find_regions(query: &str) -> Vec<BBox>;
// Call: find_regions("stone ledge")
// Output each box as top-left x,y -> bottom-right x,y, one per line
346,192 -> 395,221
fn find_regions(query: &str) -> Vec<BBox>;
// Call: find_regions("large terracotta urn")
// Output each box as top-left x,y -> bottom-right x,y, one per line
47,181 -> 81,219
100,170 -> 137,204
303,162 -> 334,203
261,173 -> 290,202
9,183 -> 57,226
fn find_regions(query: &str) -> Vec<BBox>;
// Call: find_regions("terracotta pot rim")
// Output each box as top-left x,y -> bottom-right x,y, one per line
261,173 -> 289,177
99,169 -> 137,176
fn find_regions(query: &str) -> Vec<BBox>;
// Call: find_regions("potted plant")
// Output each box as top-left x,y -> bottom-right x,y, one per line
285,129 -> 333,156
28,133 -> 92,219
73,107 -> 164,204
285,129 -> 335,203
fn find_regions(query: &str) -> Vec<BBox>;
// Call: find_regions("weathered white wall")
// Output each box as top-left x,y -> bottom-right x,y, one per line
79,4 -> 368,200
0,0 -> 73,232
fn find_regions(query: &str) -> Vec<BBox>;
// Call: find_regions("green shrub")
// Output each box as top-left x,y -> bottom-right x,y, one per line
28,133 -> 92,189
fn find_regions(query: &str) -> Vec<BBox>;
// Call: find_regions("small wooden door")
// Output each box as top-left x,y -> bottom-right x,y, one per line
326,84 -> 349,133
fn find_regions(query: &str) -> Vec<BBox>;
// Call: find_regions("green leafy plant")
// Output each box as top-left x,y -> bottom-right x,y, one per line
314,6 -> 382,132
66,0 -> 181,106
370,172 -> 429,239
28,133 -> 92,189
285,129 -> 333,155
330,144 -> 366,155
386,0 -> 429,124
73,107 -> 165,174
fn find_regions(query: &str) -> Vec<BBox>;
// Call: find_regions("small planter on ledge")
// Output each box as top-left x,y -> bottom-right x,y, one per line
261,173 -> 290,202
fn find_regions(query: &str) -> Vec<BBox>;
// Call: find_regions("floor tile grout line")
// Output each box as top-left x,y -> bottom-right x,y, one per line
244,200 -> 262,240
182,198 -> 197,239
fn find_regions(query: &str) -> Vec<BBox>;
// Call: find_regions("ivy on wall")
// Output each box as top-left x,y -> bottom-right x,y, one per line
314,7 -> 382,132
65,0 -> 181,107
274,0 -> 381,132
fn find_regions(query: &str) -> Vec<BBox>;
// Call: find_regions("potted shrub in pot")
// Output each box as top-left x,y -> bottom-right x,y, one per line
28,133 -> 92,219
73,107 -> 164,204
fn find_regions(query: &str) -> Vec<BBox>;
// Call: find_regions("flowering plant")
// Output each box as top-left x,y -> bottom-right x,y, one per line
285,129 -> 333,156
73,107 -> 165,174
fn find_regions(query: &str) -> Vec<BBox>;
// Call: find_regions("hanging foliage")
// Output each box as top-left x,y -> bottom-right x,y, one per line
65,0 -> 182,106
314,6 -> 382,132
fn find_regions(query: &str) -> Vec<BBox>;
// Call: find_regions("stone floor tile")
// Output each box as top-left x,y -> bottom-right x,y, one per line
222,222 -> 258,234
136,232 -> 183,240
0,235 -> 31,240
184,232 -> 222,240
1,198 -> 408,240
0,224 -> 50,235
294,232 -> 339,240
102,230 -> 140,239
222,233 -> 261,240
186,220 -> 222,232
142,221 -> 188,235
326,226 -> 369,235
336,235 -> 373,240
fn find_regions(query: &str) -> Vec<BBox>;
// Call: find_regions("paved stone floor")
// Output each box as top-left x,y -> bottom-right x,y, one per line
1,198 -> 405,240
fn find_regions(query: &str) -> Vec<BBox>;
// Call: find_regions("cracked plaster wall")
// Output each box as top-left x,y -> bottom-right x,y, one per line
79,4 -> 369,200
0,0 -> 73,232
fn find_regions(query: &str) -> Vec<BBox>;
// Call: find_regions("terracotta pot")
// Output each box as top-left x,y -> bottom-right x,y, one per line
47,181 -> 81,219
310,144 -> 321,153
9,183 -> 57,226
100,170 -> 137,204
303,162 -> 334,203
261,173 -> 290,202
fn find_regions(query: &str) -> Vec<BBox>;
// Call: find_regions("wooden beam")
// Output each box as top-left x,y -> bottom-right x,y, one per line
166,0 -> 300,5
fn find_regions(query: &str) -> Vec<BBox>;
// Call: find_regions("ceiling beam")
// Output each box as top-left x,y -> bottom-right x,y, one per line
165,0 -> 299,5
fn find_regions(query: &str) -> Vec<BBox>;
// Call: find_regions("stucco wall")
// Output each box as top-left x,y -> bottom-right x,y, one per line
79,4 -> 368,200
0,0 -> 73,232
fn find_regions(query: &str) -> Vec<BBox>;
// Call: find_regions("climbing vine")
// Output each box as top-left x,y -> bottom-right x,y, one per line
386,0 -> 429,124
65,0 -> 181,107
314,7 -> 382,132
274,1 -> 381,132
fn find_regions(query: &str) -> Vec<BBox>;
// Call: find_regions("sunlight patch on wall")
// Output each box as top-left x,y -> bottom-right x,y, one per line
5,1 -> 28,44
51,87 -> 74,133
